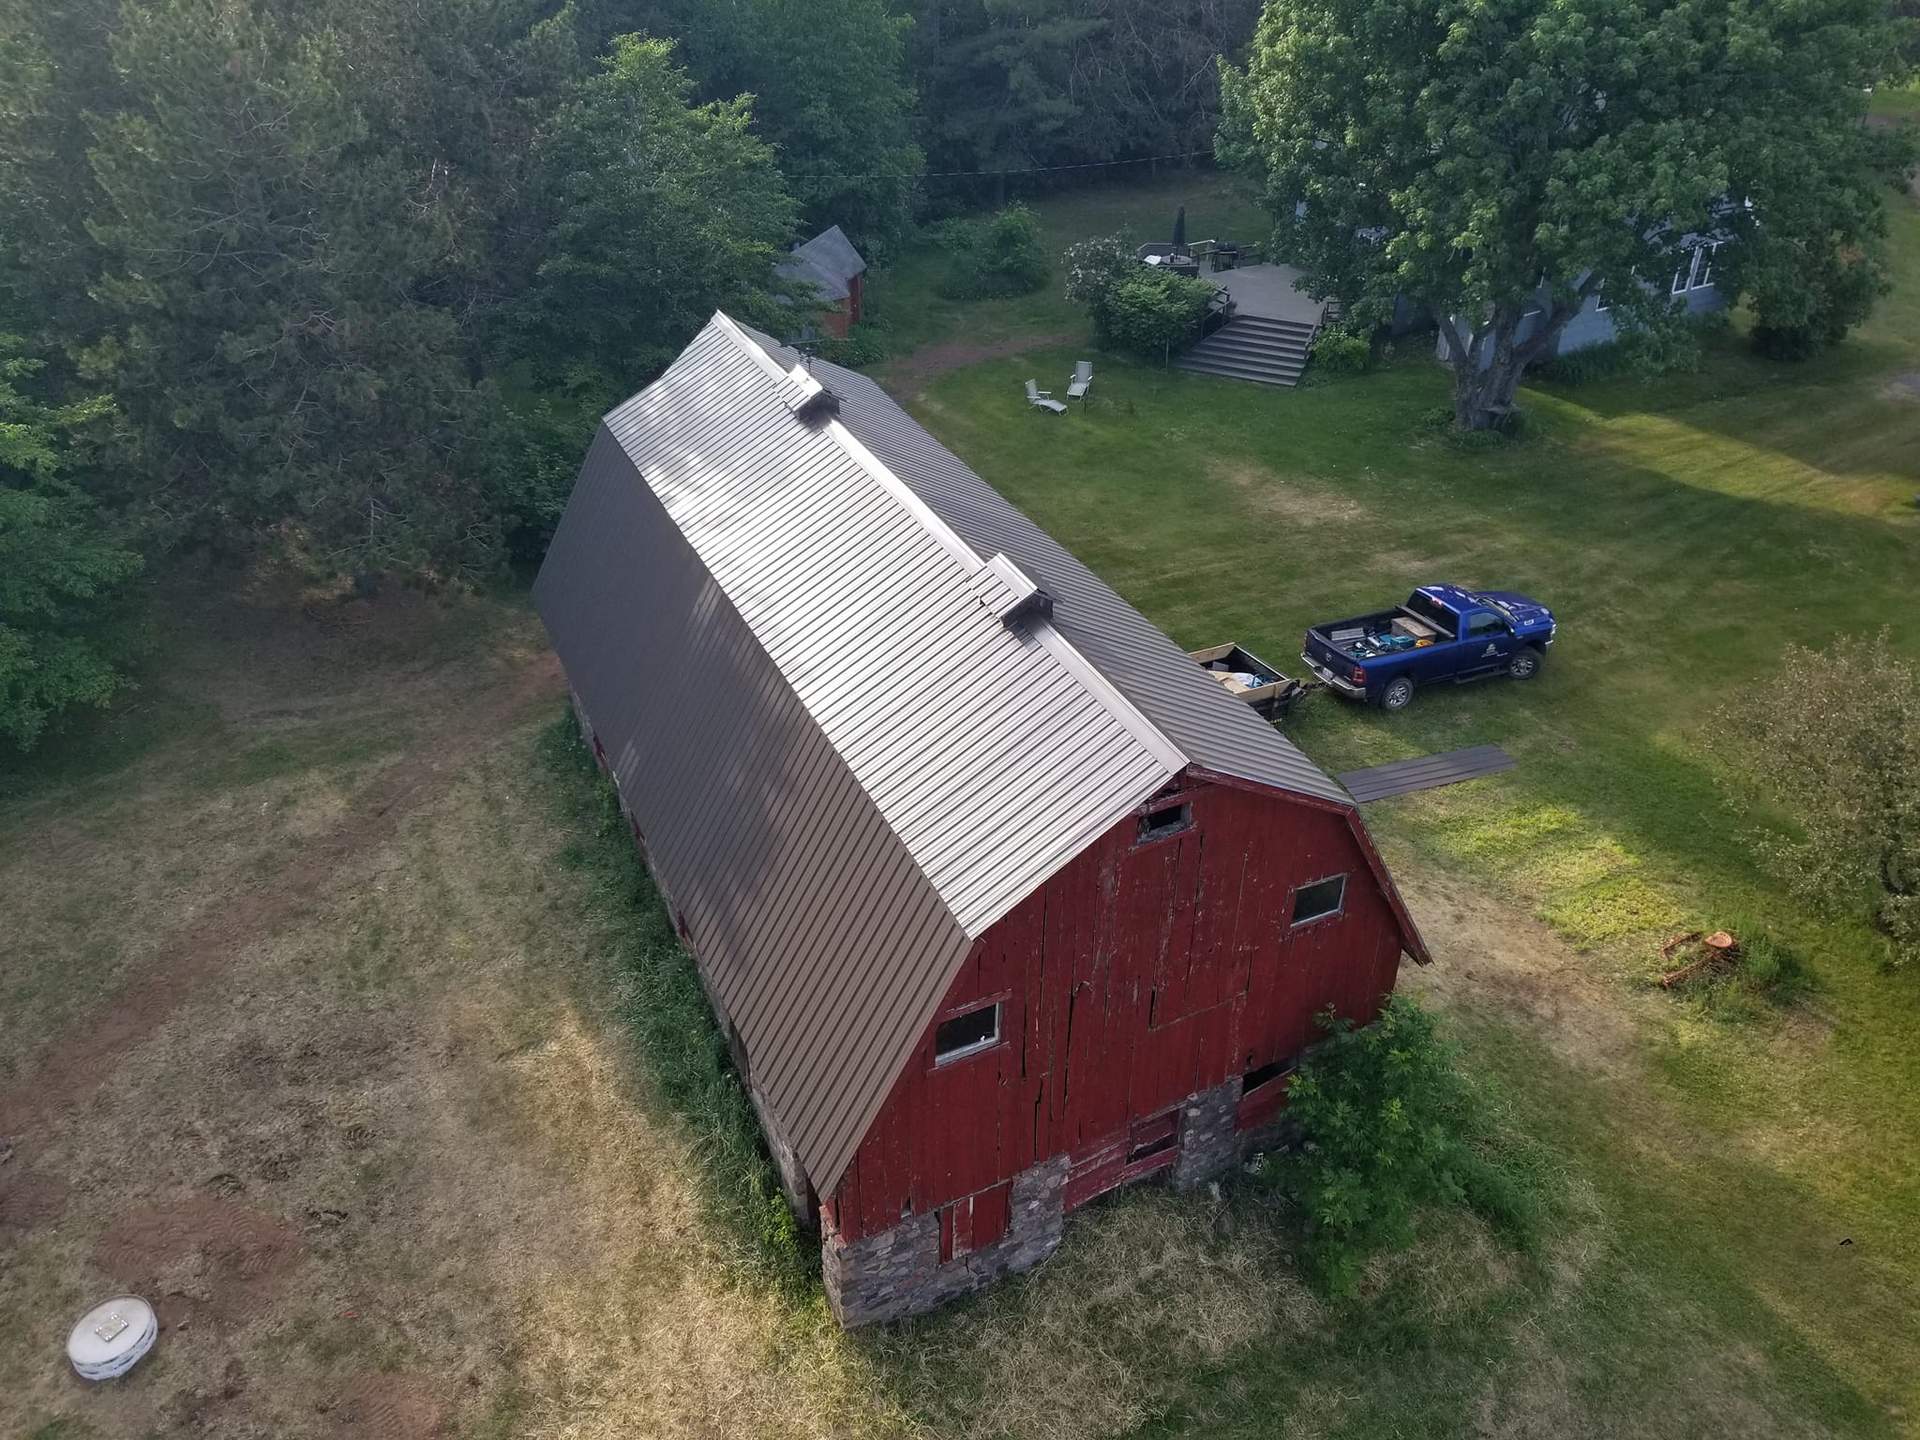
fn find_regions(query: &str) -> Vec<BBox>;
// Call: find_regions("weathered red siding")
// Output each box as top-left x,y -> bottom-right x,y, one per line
819,299 -> 853,339
826,777 -> 1405,1242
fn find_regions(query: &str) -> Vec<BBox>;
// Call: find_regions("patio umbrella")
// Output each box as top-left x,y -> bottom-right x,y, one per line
1172,206 -> 1187,250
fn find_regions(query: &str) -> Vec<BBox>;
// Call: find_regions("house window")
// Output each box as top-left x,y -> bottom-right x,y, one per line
1672,243 -> 1717,295
1290,874 -> 1346,927
1137,802 -> 1191,844
934,1002 -> 1000,1064
1695,241 -> 1720,289
1594,283 -> 1609,312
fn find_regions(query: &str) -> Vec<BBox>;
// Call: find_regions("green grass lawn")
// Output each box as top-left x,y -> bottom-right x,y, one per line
1870,82 -> 1920,123
864,170 -> 1273,383
877,182 -> 1920,1434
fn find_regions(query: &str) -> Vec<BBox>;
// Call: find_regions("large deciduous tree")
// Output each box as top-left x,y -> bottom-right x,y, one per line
1220,0 -> 1910,429
508,35 -> 796,391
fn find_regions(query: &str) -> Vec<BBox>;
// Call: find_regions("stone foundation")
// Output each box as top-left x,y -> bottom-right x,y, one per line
1170,1079 -> 1241,1189
823,1156 -> 1070,1327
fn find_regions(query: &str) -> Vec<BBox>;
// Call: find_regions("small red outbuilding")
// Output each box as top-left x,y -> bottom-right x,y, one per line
534,313 -> 1426,1325
778,224 -> 867,338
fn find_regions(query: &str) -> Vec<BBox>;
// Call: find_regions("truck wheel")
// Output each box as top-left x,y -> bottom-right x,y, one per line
1508,646 -> 1543,681
1378,676 -> 1415,712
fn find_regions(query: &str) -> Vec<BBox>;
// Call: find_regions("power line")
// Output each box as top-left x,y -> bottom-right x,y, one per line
781,149 -> 1216,182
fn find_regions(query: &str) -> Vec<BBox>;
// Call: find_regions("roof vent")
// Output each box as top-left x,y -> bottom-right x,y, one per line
969,552 -> 1053,629
778,362 -> 839,422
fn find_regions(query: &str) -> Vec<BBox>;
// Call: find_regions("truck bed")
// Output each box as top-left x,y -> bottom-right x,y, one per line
1307,608 -> 1443,663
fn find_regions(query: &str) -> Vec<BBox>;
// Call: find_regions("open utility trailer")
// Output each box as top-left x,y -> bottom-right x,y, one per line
1189,642 -> 1321,721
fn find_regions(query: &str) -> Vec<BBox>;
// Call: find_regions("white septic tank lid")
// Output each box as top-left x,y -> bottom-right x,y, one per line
67,1295 -> 158,1381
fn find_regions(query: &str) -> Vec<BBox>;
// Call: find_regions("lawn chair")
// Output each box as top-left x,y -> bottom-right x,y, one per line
1025,379 -> 1067,414
1066,361 -> 1093,402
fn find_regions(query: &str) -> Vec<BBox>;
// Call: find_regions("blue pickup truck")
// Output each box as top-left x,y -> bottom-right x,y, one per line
1301,584 -> 1556,712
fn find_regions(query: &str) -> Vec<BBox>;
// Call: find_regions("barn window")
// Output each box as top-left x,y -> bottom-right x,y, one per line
934,1002 -> 1000,1064
1136,803 -> 1191,844
1290,874 -> 1346,927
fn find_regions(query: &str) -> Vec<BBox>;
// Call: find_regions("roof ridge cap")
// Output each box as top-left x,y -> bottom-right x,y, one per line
719,312 -> 1187,779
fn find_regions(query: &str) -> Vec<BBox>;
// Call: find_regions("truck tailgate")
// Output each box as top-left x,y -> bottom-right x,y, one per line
1303,632 -> 1351,672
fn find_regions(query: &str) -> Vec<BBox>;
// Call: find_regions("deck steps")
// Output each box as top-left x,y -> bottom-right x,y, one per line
1175,314 -> 1317,388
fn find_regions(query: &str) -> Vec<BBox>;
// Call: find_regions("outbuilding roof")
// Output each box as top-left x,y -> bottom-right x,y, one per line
535,313 -> 1418,1194
778,224 -> 867,302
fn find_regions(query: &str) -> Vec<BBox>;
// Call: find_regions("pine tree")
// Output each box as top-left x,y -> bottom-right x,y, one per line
81,0 -> 504,578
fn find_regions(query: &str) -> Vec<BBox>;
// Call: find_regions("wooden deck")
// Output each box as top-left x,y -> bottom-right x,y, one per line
1211,263 -> 1324,326
1336,744 -> 1515,803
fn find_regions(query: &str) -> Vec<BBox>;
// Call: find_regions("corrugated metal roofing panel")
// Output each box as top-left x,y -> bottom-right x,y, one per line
599,315 -> 1179,939
536,313 -> 1189,1192
533,428 -> 974,1191
741,329 -> 1354,807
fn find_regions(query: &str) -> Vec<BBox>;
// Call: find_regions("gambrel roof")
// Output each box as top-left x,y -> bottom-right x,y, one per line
534,313 -> 1414,1192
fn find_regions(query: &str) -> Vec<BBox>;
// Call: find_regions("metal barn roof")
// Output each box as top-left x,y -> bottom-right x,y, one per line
537,313 -> 1198,1192
741,326 -> 1354,808
778,225 -> 867,302
535,314 -> 1397,1195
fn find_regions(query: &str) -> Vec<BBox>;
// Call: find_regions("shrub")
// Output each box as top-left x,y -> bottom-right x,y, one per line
1098,269 -> 1218,360
1534,339 -> 1632,386
935,203 -> 1051,300
816,322 -> 889,369
1062,231 -> 1138,312
1717,631 -> 1920,969
1264,996 -> 1542,1295
1063,231 -> 1216,357
1309,326 -> 1371,375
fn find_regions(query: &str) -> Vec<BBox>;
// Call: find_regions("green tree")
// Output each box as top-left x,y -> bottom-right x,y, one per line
0,337 -> 142,750
601,0 -> 921,250
913,0 -> 1102,192
908,0 -> 1258,207
1220,0 -> 1910,429
80,0 -> 504,579
509,35 -> 796,391
0,0 -> 123,343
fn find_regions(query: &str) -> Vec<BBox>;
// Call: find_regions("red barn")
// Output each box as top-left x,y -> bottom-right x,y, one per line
778,224 -> 867,338
534,314 -> 1427,1325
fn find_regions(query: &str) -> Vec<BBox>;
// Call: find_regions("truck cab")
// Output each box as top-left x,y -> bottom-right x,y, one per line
1302,584 -> 1556,711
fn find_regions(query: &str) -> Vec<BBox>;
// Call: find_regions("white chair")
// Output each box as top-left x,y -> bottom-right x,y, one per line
1025,379 -> 1067,414
1066,361 -> 1093,401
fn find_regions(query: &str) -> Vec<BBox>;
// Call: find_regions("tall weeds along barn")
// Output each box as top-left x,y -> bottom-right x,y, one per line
534,314 -> 1428,1324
